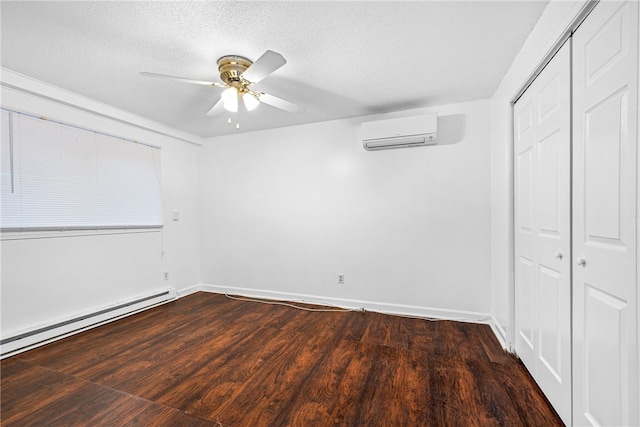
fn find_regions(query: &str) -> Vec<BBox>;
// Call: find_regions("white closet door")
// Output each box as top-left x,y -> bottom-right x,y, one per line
573,1 -> 639,425
514,41 -> 572,425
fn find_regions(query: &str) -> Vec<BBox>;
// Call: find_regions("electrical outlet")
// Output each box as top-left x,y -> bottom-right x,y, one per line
338,274 -> 344,285
163,272 -> 169,281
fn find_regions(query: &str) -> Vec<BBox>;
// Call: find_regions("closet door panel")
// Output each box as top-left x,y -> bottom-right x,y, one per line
573,1 -> 639,425
514,41 -> 572,425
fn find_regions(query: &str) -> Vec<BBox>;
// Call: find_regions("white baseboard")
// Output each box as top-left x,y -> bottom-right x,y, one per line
0,288 -> 176,359
175,284 -> 201,298
198,284 -> 491,324
489,315 -> 510,351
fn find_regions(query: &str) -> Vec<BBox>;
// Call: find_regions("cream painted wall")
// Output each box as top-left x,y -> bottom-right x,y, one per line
0,84 -> 201,337
490,0 -> 591,344
200,100 -> 492,317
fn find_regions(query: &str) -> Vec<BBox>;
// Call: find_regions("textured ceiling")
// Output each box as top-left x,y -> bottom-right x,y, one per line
1,1 -> 548,139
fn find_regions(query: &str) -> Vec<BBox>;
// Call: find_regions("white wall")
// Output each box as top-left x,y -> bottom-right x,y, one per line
0,80 -> 202,338
490,0 -> 590,344
200,100 -> 492,318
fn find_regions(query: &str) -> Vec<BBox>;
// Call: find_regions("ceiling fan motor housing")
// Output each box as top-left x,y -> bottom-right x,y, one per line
217,55 -> 252,88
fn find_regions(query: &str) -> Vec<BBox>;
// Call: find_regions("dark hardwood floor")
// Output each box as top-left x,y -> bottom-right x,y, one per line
1,292 -> 563,426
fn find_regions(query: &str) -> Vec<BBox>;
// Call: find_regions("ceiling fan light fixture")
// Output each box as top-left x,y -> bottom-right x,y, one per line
142,50 -> 303,118
243,93 -> 260,111
222,87 -> 238,112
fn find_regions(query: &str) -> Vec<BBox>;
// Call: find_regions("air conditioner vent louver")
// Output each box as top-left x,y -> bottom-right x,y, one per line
362,113 -> 437,151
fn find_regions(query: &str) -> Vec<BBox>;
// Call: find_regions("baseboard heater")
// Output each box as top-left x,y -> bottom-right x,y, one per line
1,288 -> 176,359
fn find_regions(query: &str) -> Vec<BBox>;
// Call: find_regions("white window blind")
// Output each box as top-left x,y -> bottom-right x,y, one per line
1,109 -> 163,231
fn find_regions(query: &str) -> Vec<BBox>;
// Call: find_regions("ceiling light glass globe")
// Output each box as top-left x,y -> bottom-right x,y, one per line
243,93 -> 260,111
222,87 -> 238,112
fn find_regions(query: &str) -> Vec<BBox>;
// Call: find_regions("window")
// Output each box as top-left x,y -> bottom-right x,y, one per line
1,109 -> 163,231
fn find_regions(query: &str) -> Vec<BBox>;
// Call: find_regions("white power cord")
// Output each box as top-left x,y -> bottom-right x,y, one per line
223,293 -> 490,324
224,293 -> 364,313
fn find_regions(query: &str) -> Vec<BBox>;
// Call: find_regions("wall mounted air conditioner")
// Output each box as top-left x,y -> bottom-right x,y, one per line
362,113 -> 437,151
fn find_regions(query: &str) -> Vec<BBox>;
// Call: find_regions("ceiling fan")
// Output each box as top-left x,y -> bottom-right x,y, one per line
140,50 -> 304,116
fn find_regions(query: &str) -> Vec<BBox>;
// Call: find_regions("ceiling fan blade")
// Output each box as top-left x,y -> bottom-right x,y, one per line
140,72 -> 225,87
258,93 -> 305,113
241,50 -> 287,84
206,97 -> 225,116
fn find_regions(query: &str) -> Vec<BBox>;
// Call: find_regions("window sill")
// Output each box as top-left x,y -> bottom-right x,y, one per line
1,227 -> 162,241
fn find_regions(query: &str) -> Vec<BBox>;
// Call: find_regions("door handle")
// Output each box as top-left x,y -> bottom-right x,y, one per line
555,251 -> 563,260
576,257 -> 586,267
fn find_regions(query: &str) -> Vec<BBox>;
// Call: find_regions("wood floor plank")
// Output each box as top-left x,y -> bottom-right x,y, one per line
2,367 -> 214,427
65,298 -> 257,385
210,311 -> 341,426
110,302 -> 295,399
0,292 -> 563,426
74,333 -> 209,385
4,382 -> 142,426
124,404 -> 217,427
158,292 -> 239,315
155,325 -> 293,417
1,359 -> 86,422
351,343 -> 429,425
16,310 -> 198,369
324,339 -> 379,425
166,312 -> 329,419
286,339 -> 360,426
491,360 -> 564,426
